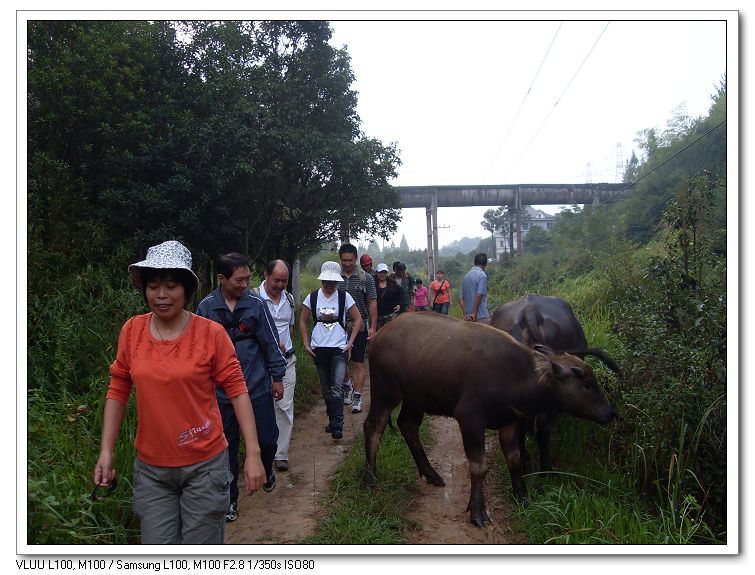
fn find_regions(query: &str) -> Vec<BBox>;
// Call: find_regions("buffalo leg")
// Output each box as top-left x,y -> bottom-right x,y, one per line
535,411 -> 556,471
498,420 -> 528,502
363,397 -> 397,488
397,403 -> 445,486
457,417 -> 490,527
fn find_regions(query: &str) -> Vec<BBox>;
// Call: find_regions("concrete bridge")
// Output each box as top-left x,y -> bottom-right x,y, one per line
396,183 -> 629,277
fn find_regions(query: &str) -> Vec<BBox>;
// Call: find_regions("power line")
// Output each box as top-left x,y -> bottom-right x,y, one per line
482,22 -> 563,184
552,119 -> 727,234
503,22 -> 611,183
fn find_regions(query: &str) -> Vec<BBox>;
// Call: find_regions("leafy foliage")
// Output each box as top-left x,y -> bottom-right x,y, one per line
489,80 -> 728,540
26,20 -> 402,544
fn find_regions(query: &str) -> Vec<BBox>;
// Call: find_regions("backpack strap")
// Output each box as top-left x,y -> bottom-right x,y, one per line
338,288 -> 347,329
309,290 -> 319,325
284,290 -> 295,310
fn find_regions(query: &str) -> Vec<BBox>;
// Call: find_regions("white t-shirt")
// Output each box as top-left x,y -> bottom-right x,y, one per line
303,289 -> 356,349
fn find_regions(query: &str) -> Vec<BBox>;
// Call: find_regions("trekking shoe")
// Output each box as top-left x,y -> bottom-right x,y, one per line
274,460 -> 289,472
225,501 -> 238,523
263,470 -> 276,492
331,429 -> 343,440
343,380 -> 354,405
325,422 -> 332,433
351,393 -> 363,413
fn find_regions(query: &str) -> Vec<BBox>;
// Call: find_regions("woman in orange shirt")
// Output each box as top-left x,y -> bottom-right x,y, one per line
93,241 -> 265,544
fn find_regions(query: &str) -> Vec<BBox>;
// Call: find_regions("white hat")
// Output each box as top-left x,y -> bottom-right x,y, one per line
317,261 -> 343,282
376,263 -> 389,273
128,240 -> 199,291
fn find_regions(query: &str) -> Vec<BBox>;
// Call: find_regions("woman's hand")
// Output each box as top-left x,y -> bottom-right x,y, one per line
93,450 -> 116,487
304,344 -> 316,359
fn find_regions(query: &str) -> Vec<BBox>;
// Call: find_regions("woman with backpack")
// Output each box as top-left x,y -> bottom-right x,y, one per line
299,261 -> 362,440
375,263 -> 402,329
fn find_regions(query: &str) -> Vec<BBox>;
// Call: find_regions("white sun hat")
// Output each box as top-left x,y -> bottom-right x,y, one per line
375,263 -> 389,273
128,240 -> 199,291
317,261 -> 343,282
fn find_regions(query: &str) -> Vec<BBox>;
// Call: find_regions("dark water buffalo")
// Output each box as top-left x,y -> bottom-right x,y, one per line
490,294 -> 621,471
363,312 -> 615,527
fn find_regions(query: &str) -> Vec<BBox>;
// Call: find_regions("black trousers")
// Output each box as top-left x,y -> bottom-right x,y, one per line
219,392 -> 279,505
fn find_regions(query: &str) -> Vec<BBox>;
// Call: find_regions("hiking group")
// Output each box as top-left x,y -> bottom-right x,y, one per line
93,239 -> 490,544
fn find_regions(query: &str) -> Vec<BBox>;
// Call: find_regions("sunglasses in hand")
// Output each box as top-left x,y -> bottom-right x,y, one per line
90,477 -> 118,501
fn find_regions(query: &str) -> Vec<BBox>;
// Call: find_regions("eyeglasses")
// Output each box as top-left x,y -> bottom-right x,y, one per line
90,477 -> 118,501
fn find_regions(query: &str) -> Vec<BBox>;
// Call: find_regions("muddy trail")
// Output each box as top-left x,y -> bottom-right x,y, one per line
225,370 -> 523,546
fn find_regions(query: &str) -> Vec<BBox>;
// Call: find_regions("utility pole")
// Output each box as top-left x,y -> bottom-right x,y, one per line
615,142 -> 625,183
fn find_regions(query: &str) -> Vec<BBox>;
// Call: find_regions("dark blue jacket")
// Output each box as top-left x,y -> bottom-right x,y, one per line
197,288 -> 286,403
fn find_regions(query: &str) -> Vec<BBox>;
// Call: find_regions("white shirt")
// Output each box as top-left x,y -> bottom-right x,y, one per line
303,289 -> 356,349
257,282 -> 295,353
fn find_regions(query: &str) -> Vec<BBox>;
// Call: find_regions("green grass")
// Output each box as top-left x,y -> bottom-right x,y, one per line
508,418 -> 718,545
303,411 -> 423,544
27,387 -> 140,544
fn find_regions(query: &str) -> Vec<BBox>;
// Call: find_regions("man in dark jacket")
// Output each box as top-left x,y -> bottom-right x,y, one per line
196,253 -> 286,522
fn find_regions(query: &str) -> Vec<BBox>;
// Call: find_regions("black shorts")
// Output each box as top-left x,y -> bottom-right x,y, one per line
350,327 -> 368,363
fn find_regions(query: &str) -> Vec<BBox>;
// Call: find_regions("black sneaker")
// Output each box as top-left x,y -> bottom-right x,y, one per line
263,470 -> 276,492
325,423 -> 332,433
274,460 -> 289,472
331,429 -> 343,440
225,501 -> 238,523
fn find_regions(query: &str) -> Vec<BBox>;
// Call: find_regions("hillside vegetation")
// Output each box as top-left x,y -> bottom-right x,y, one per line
485,80 -> 728,542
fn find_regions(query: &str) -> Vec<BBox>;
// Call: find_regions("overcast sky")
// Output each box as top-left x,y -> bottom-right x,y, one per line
329,16 -> 729,251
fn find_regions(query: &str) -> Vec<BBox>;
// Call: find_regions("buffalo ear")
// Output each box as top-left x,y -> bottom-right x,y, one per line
533,344 -> 554,356
571,366 -> 585,378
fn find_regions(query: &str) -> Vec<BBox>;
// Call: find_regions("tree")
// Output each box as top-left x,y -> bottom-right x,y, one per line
176,21 -> 402,268
481,207 -> 507,258
522,225 -> 549,254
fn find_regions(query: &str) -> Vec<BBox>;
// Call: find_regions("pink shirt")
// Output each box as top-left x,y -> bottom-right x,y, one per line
414,285 -> 429,307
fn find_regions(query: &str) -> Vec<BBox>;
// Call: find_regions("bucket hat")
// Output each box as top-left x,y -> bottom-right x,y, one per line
375,263 -> 389,273
317,261 -> 343,282
128,240 -> 199,291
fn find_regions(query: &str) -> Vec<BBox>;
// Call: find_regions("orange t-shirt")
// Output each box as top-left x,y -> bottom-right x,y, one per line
107,313 -> 248,467
430,280 -> 450,304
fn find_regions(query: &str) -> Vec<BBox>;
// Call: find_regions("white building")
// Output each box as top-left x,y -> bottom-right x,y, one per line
493,206 -> 555,255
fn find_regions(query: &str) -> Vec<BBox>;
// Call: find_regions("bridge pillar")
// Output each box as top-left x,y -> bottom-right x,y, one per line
425,192 -> 439,278
515,188 -> 522,256
426,206 -> 434,278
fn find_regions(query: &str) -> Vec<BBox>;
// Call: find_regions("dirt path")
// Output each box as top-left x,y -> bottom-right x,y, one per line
403,416 -> 525,544
226,369 -> 523,545
224,384 -> 369,544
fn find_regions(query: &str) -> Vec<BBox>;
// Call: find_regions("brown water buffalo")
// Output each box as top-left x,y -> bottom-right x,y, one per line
363,312 -> 615,527
490,294 -> 621,471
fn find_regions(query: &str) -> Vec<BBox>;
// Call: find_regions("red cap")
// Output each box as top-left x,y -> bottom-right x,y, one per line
360,254 -> 373,266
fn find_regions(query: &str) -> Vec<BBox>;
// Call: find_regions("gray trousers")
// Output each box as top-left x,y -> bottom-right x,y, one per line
133,449 -> 232,544
274,353 -> 297,462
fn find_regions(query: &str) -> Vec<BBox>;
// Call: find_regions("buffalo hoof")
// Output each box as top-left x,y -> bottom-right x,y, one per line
469,510 -> 491,528
421,470 -> 445,487
362,469 -> 377,488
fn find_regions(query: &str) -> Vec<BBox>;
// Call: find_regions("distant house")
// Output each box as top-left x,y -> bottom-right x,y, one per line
493,206 -> 555,255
